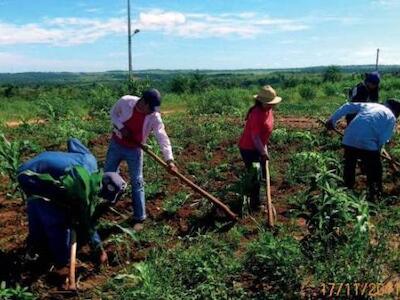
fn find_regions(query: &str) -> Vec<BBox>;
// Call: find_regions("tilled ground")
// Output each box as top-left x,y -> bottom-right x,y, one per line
1,115 -> 398,299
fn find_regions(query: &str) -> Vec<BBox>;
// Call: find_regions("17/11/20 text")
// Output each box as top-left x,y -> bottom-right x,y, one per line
320,282 -> 400,297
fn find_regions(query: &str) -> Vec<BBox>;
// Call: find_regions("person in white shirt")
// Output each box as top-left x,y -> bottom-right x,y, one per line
105,88 -> 177,231
326,99 -> 400,199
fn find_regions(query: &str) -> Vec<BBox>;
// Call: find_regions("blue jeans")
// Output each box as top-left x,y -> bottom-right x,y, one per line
27,198 -> 102,266
104,139 -> 146,221
27,198 -> 71,267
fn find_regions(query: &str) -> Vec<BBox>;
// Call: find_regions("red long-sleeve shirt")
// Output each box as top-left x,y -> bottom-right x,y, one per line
238,106 -> 274,153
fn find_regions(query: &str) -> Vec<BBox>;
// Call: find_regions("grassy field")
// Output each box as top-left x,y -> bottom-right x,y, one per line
1,69 -> 400,299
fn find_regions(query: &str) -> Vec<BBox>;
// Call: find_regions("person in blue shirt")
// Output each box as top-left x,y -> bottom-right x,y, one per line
326,99 -> 400,199
17,138 -> 126,287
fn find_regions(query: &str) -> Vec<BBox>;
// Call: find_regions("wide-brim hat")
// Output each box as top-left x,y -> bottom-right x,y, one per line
253,85 -> 282,105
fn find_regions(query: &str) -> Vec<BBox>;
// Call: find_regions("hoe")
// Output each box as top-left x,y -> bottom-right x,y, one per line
139,143 -> 238,221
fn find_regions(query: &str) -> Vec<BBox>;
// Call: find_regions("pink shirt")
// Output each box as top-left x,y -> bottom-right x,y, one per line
110,95 -> 174,161
238,106 -> 274,152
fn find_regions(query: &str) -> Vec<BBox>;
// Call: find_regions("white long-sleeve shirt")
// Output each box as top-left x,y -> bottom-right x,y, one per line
110,95 -> 174,161
328,102 -> 396,151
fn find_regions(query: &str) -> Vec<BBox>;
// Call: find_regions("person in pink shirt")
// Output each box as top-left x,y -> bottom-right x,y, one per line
105,88 -> 177,231
238,85 -> 282,211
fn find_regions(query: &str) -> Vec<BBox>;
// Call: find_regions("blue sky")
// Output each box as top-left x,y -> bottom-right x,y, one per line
0,0 -> 399,72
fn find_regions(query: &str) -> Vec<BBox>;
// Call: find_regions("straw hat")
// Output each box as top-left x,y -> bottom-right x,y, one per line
253,85 -> 282,105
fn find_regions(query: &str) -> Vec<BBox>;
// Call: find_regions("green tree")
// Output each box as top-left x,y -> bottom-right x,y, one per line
323,65 -> 342,82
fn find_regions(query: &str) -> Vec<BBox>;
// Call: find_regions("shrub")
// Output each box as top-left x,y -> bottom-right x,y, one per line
323,83 -> 339,97
88,84 -> 116,117
188,88 -> 250,115
298,85 -> 317,100
37,95 -> 73,121
127,78 -> 151,96
323,66 -> 342,83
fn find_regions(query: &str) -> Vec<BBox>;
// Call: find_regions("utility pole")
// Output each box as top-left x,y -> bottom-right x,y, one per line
128,0 -> 132,79
375,48 -> 380,71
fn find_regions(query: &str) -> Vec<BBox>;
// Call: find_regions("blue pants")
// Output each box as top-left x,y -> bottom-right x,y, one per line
27,198 -> 71,267
104,139 -> 146,221
27,198 -> 102,266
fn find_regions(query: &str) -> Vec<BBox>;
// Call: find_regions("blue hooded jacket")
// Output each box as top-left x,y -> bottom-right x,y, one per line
18,138 -> 98,178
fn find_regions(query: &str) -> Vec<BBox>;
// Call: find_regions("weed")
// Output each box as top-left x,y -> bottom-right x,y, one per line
287,151 -> 339,184
162,192 -> 190,215
243,229 -> 304,298
0,281 -> 35,300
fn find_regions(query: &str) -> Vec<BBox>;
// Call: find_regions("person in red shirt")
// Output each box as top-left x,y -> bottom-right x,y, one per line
105,89 -> 177,232
238,85 -> 282,211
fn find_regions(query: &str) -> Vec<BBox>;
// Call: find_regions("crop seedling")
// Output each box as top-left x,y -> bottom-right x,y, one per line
0,133 -> 32,196
162,192 -> 190,215
0,281 -> 35,300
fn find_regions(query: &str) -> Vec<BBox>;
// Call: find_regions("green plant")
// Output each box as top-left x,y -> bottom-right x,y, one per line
231,162 -> 260,215
188,88 -> 250,115
287,151 -> 339,184
37,94 -> 72,121
270,128 -> 316,146
105,233 -> 245,299
298,85 -> 317,100
323,83 -> 339,96
0,281 -> 35,300
127,78 -> 151,96
243,230 -> 304,298
0,133 -> 31,195
88,84 -> 116,117
323,65 -> 342,83
162,192 -> 190,215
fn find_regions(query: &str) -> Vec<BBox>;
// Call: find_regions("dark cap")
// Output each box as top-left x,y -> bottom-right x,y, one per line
365,72 -> 380,85
100,172 -> 127,204
142,88 -> 162,112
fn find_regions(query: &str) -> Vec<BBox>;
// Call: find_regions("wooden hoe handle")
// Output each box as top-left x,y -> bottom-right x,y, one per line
140,144 -> 237,221
68,229 -> 77,291
265,161 -> 275,227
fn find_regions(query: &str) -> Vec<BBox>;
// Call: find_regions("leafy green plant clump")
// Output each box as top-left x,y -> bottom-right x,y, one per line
0,281 -> 35,300
162,192 -> 190,215
298,85 -> 317,101
243,230 -> 304,298
188,88 -> 250,115
287,151 -> 339,184
104,234 -> 245,299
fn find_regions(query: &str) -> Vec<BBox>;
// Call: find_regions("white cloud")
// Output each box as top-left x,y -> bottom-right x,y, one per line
138,10 -> 186,28
85,7 -> 102,14
0,10 -> 310,46
0,18 -> 125,46
136,10 -> 308,38
0,51 -> 115,72
372,0 -> 400,7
